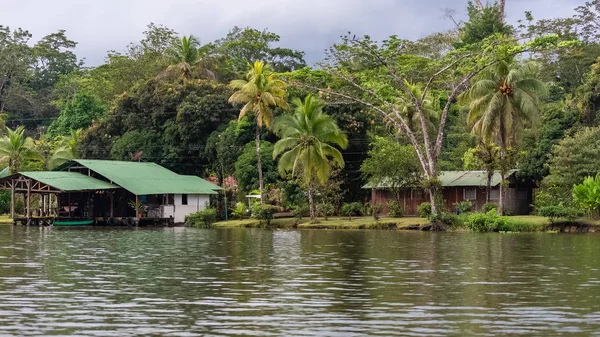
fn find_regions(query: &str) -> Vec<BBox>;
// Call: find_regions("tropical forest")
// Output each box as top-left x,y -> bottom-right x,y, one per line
2,0 -> 600,231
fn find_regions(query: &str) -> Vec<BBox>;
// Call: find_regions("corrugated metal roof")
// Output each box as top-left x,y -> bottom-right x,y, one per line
363,170 -> 517,189
20,172 -> 119,191
62,160 -> 219,195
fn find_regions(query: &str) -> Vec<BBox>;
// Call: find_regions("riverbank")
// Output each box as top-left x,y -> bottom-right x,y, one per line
214,215 -> 600,232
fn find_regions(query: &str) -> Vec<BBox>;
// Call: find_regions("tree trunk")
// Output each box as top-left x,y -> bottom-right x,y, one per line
498,0 -> 506,23
498,146 -> 506,215
308,180 -> 316,222
255,123 -> 265,205
486,171 -> 492,203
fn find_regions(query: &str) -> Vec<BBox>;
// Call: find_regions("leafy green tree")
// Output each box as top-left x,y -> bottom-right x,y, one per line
228,61 -> 288,204
47,129 -> 82,169
166,35 -> 202,79
204,26 -> 306,76
458,1 -> 513,46
30,30 -> 80,90
234,141 -> 278,198
0,126 -> 40,173
273,95 -> 348,221
361,136 -> 421,202
205,117 -> 254,183
541,127 -> 600,202
461,60 -> 546,213
574,56 -> 600,126
48,92 -> 105,136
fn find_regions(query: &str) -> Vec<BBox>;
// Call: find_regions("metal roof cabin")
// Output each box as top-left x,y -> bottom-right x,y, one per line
0,160 -> 222,226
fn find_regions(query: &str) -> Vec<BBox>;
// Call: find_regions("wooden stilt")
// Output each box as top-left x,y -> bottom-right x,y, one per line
110,193 -> 114,217
68,193 -> 72,218
10,179 -> 14,219
135,195 -> 140,217
26,180 -> 31,221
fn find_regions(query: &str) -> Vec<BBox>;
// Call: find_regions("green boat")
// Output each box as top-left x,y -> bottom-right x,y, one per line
54,219 -> 94,226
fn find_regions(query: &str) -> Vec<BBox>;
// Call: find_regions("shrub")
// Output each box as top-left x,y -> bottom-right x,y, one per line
185,208 -> 218,228
537,205 -> 580,223
362,203 -> 372,216
417,202 -> 432,218
387,200 -> 404,218
251,204 -> 279,226
232,202 -> 248,219
317,203 -> 335,220
454,200 -> 473,214
573,173 -> 600,218
463,210 -> 534,232
482,202 -> 498,213
291,204 -> 309,219
341,202 -> 362,221
372,203 -> 384,221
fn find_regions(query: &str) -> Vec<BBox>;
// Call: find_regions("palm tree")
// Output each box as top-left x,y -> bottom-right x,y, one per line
0,126 -> 40,174
394,81 -> 440,133
47,129 -> 81,169
228,61 -> 288,204
461,60 -> 546,214
273,95 -> 348,221
167,35 -> 201,79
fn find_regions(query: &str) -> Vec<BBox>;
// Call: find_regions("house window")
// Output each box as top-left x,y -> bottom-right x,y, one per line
182,194 -> 188,205
490,189 -> 500,200
464,188 -> 477,200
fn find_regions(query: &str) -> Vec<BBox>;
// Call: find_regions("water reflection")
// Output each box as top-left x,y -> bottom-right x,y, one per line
0,226 -> 600,336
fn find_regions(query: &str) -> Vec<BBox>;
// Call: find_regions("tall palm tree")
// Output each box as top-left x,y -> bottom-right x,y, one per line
228,61 -> 288,204
273,95 -> 348,221
167,35 -> 201,79
0,126 -> 40,174
461,60 -> 546,214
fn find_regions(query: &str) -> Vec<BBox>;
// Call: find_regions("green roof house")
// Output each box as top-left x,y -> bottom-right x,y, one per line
0,160 -> 222,225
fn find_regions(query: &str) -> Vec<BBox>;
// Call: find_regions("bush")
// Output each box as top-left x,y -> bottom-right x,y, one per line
0,191 -> 9,214
537,205 -> 580,223
317,203 -> 335,220
464,210 -> 533,232
232,202 -> 248,219
417,202 -> 432,218
251,204 -> 279,226
341,202 -> 362,221
387,200 -> 404,218
454,200 -> 473,214
482,202 -> 497,213
362,203 -> 372,216
372,203 -> 384,221
185,208 -> 218,228
291,204 -> 309,219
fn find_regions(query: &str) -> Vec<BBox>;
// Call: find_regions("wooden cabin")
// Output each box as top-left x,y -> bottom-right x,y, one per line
0,160 -> 222,226
365,170 -> 535,216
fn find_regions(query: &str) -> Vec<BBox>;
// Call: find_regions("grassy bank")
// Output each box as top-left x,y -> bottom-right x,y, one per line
214,215 -> 600,232
214,216 -> 429,230
0,215 -> 11,225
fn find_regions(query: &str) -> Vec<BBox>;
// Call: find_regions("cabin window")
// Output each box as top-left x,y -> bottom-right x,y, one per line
464,188 -> 477,200
182,194 -> 188,205
490,189 -> 499,200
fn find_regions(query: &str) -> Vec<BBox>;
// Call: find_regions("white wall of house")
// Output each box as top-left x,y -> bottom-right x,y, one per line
163,194 -> 210,223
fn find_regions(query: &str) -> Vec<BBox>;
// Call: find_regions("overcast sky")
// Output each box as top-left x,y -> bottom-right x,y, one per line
0,0 -> 583,66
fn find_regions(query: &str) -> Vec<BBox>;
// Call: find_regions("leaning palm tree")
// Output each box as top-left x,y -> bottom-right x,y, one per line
228,61 -> 288,204
273,95 -> 348,221
0,126 -> 40,174
461,60 -> 546,214
166,35 -> 201,79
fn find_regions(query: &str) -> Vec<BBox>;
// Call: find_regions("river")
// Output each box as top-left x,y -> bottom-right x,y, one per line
0,226 -> 599,336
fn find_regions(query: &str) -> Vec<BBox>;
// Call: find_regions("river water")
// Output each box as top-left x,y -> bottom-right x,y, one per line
1,227 -> 600,336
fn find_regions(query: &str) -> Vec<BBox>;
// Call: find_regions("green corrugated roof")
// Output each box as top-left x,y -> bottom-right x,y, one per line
363,170 -> 516,189
62,160 -> 219,195
20,172 -> 119,191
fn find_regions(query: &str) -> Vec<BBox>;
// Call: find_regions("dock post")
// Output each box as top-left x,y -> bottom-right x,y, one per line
10,179 -> 14,220
26,179 -> 31,222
